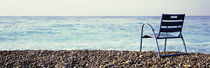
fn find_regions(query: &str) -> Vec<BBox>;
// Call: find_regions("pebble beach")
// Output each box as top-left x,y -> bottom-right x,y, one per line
0,50 -> 209,68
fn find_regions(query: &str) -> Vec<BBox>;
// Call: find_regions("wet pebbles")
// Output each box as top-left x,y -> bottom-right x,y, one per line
0,50 -> 209,68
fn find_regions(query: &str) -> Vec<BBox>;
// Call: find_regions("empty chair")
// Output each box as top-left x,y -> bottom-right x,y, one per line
140,14 -> 187,59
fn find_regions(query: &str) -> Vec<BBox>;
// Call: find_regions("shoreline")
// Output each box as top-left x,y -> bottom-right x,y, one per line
0,50 -> 209,67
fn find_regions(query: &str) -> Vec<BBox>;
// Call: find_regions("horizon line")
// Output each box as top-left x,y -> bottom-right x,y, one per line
0,15 -> 210,16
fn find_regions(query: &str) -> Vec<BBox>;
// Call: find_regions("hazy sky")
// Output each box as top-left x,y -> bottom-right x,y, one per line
0,0 -> 209,16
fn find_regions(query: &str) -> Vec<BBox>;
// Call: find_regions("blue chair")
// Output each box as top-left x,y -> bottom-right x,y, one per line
140,14 -> 187,59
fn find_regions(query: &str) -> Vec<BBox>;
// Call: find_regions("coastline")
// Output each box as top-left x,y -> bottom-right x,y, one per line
0,50 -> 209,67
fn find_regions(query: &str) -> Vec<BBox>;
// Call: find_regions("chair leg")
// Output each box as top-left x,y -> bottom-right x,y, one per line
181,37 -> 187,53
140,25 -> 144,52
140,37 -> 143,52
164,39 -> 167,52
154,38 -> 161,59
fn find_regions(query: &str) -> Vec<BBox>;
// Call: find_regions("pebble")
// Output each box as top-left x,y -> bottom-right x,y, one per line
184,64 -> 192,67
139,55 -> 143,58
125,60 -> 134,64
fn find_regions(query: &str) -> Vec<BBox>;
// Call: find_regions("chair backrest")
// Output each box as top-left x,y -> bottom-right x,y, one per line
159,14 -> 185,34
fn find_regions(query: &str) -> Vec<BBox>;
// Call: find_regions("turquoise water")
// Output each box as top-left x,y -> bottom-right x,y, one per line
0,16 -> 209,53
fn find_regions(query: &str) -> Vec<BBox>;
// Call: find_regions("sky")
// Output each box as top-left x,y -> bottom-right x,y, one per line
0,0 -> 209,16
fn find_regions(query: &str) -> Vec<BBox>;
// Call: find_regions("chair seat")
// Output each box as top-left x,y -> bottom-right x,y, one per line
156,34 -> 181,39
142,34 -> 181,39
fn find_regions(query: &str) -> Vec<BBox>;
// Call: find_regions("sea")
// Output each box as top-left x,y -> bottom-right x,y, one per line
0,16 -> 209,53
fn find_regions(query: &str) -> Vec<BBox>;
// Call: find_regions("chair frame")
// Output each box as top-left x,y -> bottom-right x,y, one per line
140,14 -> 187,59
